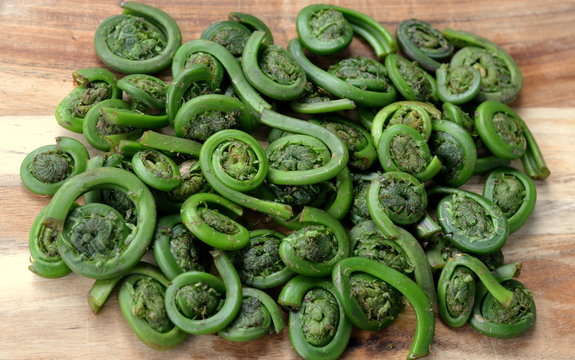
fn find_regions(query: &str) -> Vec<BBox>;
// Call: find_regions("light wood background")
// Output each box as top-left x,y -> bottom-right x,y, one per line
1,1 -> 575,359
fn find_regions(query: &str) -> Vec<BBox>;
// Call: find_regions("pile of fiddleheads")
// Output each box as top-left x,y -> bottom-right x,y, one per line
22,2 -> 548,358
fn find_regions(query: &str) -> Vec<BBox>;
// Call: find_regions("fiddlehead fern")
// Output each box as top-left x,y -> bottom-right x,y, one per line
429,119 -> 477,187
297,4 -> 396,58
278,276 -> 352,360
279,207 -> 349,277
371,101 -> 441,145
201,21 -> 252,57
260,167 -> 352,222
132,149 -> 181,191
55,68 -> 120,133
119,267 -> 188,350
242,31 -> 306,101
342,272 -> 403,331
437,253 -> 514,327
475,101 -> 526,160
397,19 -> 454,72
181,193 -> 249,251
296,5 -> 353,55
470,279 -> 536,338
28,204 -> 72,278
174,94 -> 257,141
267,134 -> 331,180
377,124 -> 442,182
20,137 -> 89,196
261,110 -> 349,186
475,101 -> 549,180
428,186 -> 509,255
83,99 -> 141,152
328,56 -> 392,92
483,167 -> 537,233
444,28 -> 522,104
41,167 -> 156,279
350,220 -> 414,276
366,176 -> 437,306
436,64 -> 481,104
117,74 -> 167,112
288,39 -> 397,107
164,250 -> 242,335
88,262 -> 188,349
166,64 -> 218,125
385,54 -> 438,102
367,171 -> 427,226
199,129 -> 292,218
94,1 -> 181,74
218,287 -> 285,342
232,229 -> 295,289
153,214 -> 210,280
333,257 -> 435,359
172,40 -> 272,114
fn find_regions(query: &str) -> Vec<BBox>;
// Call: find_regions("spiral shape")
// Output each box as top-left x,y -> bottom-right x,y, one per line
20,137 -> 89,196
397,19 -> 453,72
41,167 -> 156,279
429,186 -> 509,255
483,167 -> 537,233
332,257 -> 435,359
279,207 -> 350,277
94,2 -> 181,74
55,68 -> 120,133
242,31 -> 306,100
278,276 -> 352,360
164,251 -> 242,335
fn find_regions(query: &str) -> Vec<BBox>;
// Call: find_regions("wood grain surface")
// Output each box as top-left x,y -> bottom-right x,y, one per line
1,1 -> 575,359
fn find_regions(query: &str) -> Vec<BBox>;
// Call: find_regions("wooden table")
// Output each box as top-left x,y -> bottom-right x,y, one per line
1,1 -> 574,359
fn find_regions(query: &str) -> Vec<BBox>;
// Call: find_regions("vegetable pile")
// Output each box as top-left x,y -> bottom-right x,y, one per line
22,2 -> 548,359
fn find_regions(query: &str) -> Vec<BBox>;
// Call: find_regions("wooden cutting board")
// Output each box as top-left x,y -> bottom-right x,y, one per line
1,1 -> 575,359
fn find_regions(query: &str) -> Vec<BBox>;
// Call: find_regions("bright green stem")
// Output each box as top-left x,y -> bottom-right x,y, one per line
138,131 -> 202,158
474,156 -> 511,174
102,107 -> 169,129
